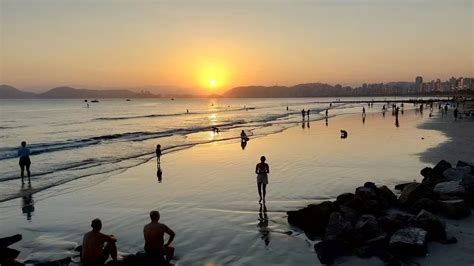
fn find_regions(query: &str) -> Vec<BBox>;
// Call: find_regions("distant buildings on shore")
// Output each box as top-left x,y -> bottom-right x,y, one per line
354,76 -> 473,96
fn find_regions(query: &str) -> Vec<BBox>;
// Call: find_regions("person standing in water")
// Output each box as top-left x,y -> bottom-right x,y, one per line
255,156 -> 270,203
18,141 -> 31,184
156,144 -> 162,163
301,109 -> 305,120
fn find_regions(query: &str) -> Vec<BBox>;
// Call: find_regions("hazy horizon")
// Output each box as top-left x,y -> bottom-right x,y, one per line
1,0 -> 473,94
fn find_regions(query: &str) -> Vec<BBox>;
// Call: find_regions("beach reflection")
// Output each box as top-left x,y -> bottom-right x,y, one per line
257,203 -> 270,246
21,184 -> 35,221
157,163 -> 163,183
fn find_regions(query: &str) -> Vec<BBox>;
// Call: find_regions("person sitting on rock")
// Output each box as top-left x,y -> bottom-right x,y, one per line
81,218 -> 118,266
143,210 -> 175,265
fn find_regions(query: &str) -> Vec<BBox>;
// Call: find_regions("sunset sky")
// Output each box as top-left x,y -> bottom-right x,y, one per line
1,0 -> 472,93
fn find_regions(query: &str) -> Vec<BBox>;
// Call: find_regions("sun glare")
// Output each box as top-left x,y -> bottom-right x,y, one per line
209,79 -> 216,87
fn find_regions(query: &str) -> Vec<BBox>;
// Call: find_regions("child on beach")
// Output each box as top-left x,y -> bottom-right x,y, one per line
255,156 -> 270,203
156,144 -> 162,163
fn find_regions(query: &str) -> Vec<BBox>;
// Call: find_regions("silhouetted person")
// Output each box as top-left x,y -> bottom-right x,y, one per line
212,126 -> 220,133
156,144 -> 162,163
362,107 -> 366,116
286,106 -> 289,111
420,104 -> 424,113
301,109 -> 305,120
258,203 -> 270,246
325,109 -> 328,117
144,210 -> 175,265
362,116 -> 366,124
21,183 -> 34,221
395,117 -> 400,128
18,141 -> 31,184
306,109 -> 310,118
186,109 -> 189,114
340,130 -> 348,139
454,108 -> 459,121
444,104 -> 448,114
241,130 -> 249,142
81,218 -> 118,266
329,103 -> 332,108
255,156 -> 269,203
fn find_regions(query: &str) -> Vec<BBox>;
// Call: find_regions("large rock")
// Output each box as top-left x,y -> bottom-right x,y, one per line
443,167 -> 471,182
287,201 -> 337,239
394,182 -> 416,191
389,227 -> 428,256
410,198 -> 439,214
421,160 -> 452,188
336,193 -> 355,205
457,161 -> 474,174
352,215 -> 387,245
398,183 -> 434,206
377,185 -> 398,208
378,213 -> 415,235
413,210 -> 446,241
433,181 -> 465,196
324,212 -> 352,241
355,186 -> 376,200
438,199 -> 471,219
314,240 -> 350,265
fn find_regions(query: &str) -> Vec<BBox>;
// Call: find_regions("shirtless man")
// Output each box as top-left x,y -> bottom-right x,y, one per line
143,210 -> 175,265
81,218 -> 117,266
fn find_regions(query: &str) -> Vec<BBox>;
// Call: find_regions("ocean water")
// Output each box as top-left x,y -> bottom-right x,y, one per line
0,97 -> 427,202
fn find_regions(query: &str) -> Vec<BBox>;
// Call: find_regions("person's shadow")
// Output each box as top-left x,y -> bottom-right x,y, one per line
241,140 -> 247,150
21,183 -> 35,221
157,163 -> 163,183
258,203 -> 270,246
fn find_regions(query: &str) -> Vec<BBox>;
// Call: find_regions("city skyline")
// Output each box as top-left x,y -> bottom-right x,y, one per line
1,0 -> 473,93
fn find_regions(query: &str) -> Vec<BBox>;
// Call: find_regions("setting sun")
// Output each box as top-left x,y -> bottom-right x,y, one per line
209,79 -> 216,87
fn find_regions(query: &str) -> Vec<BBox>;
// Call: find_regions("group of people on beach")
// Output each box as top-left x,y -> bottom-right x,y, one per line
81,211 -> 175,265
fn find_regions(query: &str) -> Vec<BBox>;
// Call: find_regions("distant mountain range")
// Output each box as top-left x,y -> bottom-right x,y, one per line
0,85 -> 159,99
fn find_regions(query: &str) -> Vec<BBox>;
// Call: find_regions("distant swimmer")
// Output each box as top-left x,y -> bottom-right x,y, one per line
156,144 -> 162,163
241,130 -> 249,142
81,218 -> 118,266
186,109 -> 189,114
143,210 -> 175,265
340,130 -> 348,139
301,109 -> 305,120
255,156 -> 270,203
18,141 -> 31,184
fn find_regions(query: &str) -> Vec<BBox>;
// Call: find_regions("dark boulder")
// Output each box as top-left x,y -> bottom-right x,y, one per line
378,185 -> 398,208
389,227 -> 428,256
355,186 -> 377,200
410,198 -> 439,214
398,183 -> 434,206
336,193 -> 354,205
324,212 -> 352,241
352,215 -> 387,245
413,210 -> 446,241
420,167 -> 433,177
314,240 -> 350,265
433,181 -> 465,196
431,160 -> 453,176
421,160 -> 452,188
287,201 -> 337,239
438,199 -> 471,219
394,182 -> 416,191
456,161 -> 474,174
378,213 -> 415,236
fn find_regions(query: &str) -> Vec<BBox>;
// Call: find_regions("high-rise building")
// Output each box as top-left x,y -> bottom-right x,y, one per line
415,76 -> 423,92
449,77 -> 457,91
435,79 -> 441,91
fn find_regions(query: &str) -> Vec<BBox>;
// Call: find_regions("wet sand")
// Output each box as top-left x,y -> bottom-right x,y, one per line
1,109 -> 473,265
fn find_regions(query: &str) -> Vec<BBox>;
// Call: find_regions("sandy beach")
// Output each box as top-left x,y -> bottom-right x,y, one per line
1,107 -> 473,265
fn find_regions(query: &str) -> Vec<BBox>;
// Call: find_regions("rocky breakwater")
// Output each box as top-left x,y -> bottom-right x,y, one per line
287,160 -> 474,265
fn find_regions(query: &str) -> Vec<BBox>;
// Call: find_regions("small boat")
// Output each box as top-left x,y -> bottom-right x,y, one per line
126,99 -> 131,101
171,98 -> 174,101
91,99 -> 99,103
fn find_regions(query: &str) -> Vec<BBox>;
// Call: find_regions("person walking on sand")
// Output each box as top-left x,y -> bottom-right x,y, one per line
454,108 -> 459,121
156,144 -> 162,163
306,109 -> 310,118
301,109 -> 305,120
81,218 -> 118,266
144,210 -> 176,265
325,109 -> 328,117
255,156 -> 270,203
18,141 -> 31,184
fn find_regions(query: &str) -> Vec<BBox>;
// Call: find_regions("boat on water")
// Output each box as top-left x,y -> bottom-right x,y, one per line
126,99 -> 131,101
91,99 -> 99,103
